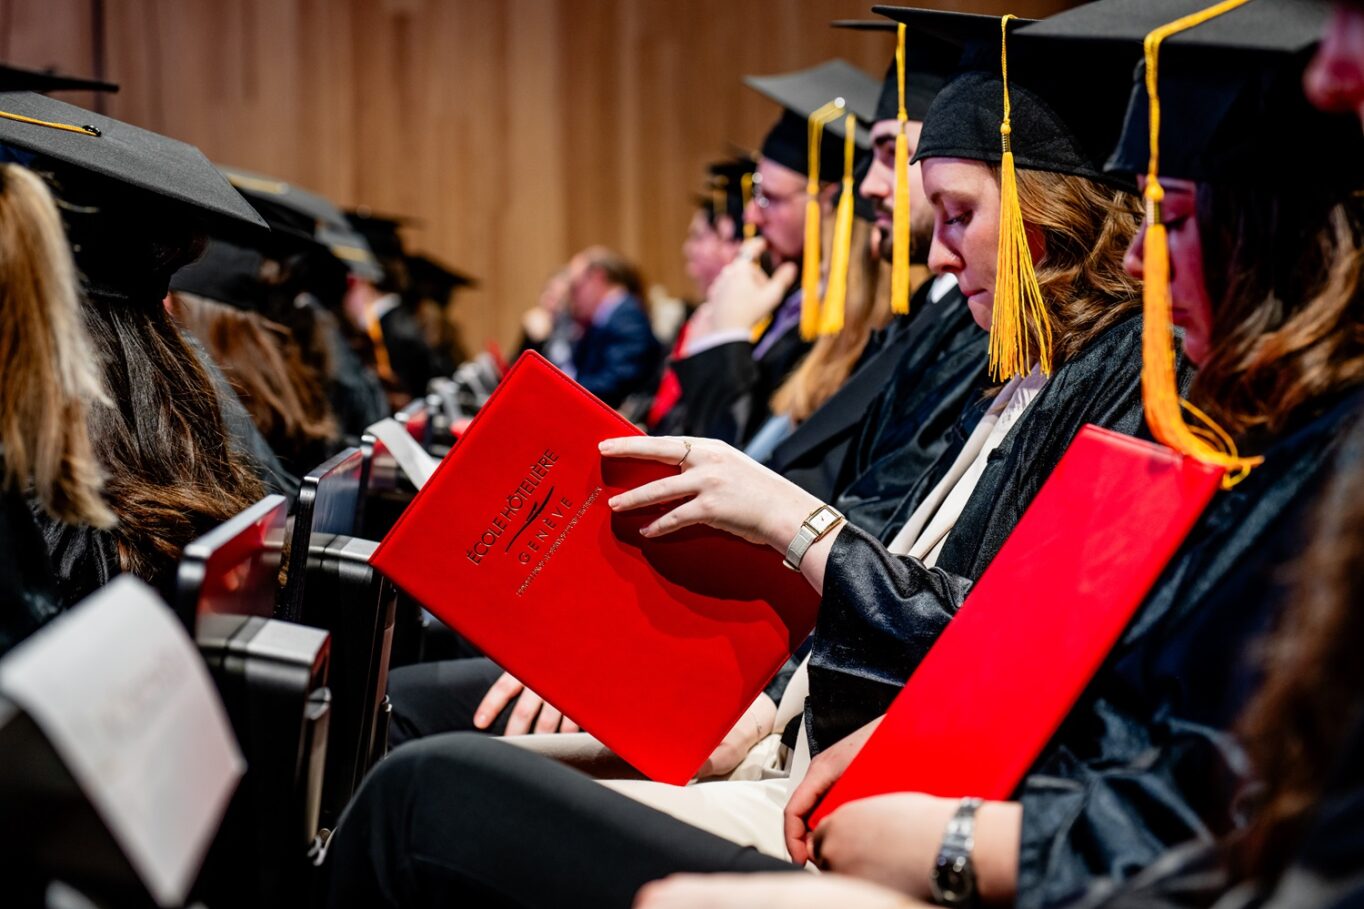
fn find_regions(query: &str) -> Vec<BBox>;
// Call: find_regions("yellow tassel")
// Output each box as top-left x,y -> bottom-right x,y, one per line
990,15 -> 1053,381
891,22 -> 912,315
741,172 -> 757,240
819,114 -> 857,336
801,100 -> 846,341
801,192 -> 823,340
366,302 -> 396,384
1140,0 -> 1261,487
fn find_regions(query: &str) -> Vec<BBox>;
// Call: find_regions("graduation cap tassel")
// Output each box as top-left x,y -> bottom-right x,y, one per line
1140,0 -> 1261,488
819,114 -> 857,336
891,22 -> 913,316
365,305 -> 397,384
0,110 -> 101,137
991,15 -> 1053,381
801,99 -> 846,341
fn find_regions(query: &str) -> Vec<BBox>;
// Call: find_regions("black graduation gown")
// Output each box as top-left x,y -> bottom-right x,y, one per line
379,304 -> 444,401
830,286 -> 990,540
808,313 -> 1183,751
1067,713 -> 1364,909
322,309 -> 391,440
670,296 -> 812,446
0,489 -> 67,658
1013,390 -> 1364,909
767,281 -> 987,504
29,506 -> 122,611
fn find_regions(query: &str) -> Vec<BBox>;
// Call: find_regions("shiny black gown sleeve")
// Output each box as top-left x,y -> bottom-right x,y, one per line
0,491 -> 66,657
805,522 -> 973,752
29,504 -> 122,610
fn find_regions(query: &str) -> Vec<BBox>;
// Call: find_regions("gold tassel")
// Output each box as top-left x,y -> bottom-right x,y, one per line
741,172 -> 757,240
990,14 -> 1053,381
801,100 -> 846,341
0,110 -> 101,136
366,303 -> 397,384
891,22 -> 912,315
1140,0 -> 1261,487
819,114 -> 857,335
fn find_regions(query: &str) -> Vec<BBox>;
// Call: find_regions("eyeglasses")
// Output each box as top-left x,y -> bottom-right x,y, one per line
751,180 -> 800,210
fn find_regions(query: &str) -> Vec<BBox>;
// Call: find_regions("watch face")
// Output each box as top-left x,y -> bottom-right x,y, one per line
809,508 -> 837,533
932,855 -> 976,905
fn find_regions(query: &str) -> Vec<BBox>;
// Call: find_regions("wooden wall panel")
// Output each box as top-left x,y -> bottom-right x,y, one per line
1,0 -> 1082,349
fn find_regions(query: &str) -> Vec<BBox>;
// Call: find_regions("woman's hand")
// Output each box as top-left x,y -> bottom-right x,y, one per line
634,873 -> 925,909
474,671 -> 580,736
600,436 -> 821,550
695,693 -> 777,780
813,795 -> 1022,905
783,715 -> 882,863
810,794 -> 956,898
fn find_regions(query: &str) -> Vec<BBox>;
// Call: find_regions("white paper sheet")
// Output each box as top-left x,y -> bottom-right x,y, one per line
370,417 -> 438,488
0,576 -> 244,907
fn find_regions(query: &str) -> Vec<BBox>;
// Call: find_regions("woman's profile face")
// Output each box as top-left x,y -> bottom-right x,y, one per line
922,157 -> 1002,331
1125,176 -> 1216,365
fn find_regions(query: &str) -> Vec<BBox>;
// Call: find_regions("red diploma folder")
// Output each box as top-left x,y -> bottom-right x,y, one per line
370,352 -> 819,783
809,425 -> 1223,825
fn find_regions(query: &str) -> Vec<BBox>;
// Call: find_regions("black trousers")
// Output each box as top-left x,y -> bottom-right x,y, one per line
323,734 -> 799,909
387,657 -> 512,747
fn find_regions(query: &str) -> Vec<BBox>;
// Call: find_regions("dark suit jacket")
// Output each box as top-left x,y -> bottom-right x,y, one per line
380,305 -> 444,400
671,299 -> 811,446
571,295 -> 661,408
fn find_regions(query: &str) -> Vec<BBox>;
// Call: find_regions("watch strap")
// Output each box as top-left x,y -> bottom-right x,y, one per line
782,504 -> 844,571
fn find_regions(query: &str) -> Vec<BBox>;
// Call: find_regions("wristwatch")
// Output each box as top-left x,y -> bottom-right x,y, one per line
930,797 -> 983,907
783,504 -> 844,571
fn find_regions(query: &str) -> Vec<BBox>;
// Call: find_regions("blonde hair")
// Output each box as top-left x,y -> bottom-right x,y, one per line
770,215 -> 892,423
0,165 -> 112,527
1010,168 -> 1144,366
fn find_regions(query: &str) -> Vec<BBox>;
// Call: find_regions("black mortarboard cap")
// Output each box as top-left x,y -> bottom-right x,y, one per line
221,165 -> 383,281
346,209 -> 415,261
170,238 -> 267,311
876,8 -> 1136,187
1026,0 -> 1364,187
745,59 -> 878,182
406,253 -> 476,307
832,20 -> 957,123
0,91 -> 266,232
0,63 -> 118,94
706,156 -> 756,227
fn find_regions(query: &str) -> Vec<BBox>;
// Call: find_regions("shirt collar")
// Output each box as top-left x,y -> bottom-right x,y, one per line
592,287 -> 630,327
369,293 -> 402,322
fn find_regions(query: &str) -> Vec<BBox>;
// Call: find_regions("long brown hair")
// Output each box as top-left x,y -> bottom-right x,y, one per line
0,165 -> 112,527
1013,168 -> 1144,366
1237,414 -> 1364,877
771,216 -> 891,423
1194,185 -> 1364,438
63,197 -> 266,583
171,291 -> 338,466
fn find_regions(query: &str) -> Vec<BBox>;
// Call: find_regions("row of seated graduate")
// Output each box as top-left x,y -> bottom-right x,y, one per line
4,0 -> 1364,907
